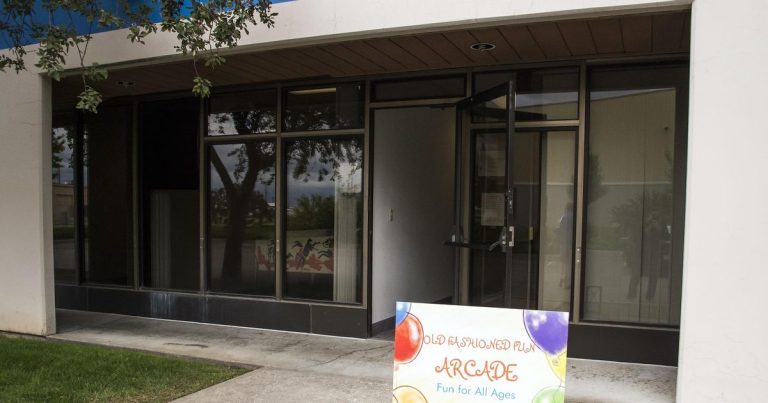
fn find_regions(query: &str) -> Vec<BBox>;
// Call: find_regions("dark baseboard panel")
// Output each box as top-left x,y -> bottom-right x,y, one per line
372,295 -> 454,336
56,284 -> 678,364
55,284 -> 368,338
568,323 -> 679,366
374,313 -> 679,365
372,316 -> 395,336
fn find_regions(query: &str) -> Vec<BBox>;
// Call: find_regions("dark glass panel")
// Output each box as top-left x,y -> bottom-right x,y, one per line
208,89 -> 277,136
467,126 -> 577,311
473,67 -> 579,121
283,83 -> 364,131
284,137 -> 363,303
140,99 -> 200,291
208,141 -> 276,295
469,130 -> 507,307
468,129 -> 542,309
83,105 -> 134,285
52,112 -> 77,283
372,75 -> 466,101
469,93 -> 508,123
584,65 -> 688,325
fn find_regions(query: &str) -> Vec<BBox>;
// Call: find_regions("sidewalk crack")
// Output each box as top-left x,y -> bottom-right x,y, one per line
304,345 -> 391,368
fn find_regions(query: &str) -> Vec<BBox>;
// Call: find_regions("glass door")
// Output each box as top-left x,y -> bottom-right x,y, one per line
448,81 -> 532,308
472,127 -> 541,309
448,82 -> 576,311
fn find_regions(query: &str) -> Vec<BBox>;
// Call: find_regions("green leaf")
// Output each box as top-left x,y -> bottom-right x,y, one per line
192,76 -> 212,98
84,64 -> 108,82
76,86 -> 103,114
204,54 -> 225,69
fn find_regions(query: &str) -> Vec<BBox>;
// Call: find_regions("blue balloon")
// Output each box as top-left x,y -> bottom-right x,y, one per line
395,302 -> 411,326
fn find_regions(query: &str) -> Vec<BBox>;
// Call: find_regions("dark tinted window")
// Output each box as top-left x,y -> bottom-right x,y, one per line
140,99 -> 200,291
52,112 -> 77,283
372,75 -> 465,101
83,105 -> 134,285
473,67 -> 579,121
208,141 -> 276,296
208,89 -> 277,136
283,83 -> 364,131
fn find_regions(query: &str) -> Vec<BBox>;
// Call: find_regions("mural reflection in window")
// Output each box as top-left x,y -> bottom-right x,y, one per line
209,142 -> 276,296
284,137 -> 363,303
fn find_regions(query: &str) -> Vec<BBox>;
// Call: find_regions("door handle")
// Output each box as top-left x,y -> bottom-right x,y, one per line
488,228 -> 507,252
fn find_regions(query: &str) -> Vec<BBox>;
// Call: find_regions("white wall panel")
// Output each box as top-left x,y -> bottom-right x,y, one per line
677,0 -> 768,400
372,107 -> 455,323
0,66 -> 55,335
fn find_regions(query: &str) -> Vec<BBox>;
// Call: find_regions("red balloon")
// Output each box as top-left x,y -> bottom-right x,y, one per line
394,313 -> 423,364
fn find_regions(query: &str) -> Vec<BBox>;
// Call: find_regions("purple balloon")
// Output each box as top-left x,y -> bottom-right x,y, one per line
523,310 -> 569,356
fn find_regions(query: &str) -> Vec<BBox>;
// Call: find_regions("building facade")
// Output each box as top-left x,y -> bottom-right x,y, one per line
1,0 -> 767,401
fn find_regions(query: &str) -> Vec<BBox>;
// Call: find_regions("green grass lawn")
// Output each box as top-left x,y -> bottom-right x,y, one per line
0,335 -> 248,402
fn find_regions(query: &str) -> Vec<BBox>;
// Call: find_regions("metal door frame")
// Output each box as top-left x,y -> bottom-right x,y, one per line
447,81 -> 518,306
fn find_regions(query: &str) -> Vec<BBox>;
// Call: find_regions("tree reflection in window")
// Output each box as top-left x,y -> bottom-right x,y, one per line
208,89 -> 277,136
283,84 -> 364,131
52,114 -> 77,283
209,141 -> 276,295
584,65 -> 686,326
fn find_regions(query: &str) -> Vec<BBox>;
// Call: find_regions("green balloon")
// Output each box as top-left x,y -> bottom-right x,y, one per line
532,386 -> 565,403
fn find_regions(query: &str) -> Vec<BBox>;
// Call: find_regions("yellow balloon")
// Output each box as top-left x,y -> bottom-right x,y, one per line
547,350 -> 568,382
393,386 -> 428,403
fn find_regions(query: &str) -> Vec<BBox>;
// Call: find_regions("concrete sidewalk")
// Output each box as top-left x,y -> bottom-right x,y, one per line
51,309 -> 676,402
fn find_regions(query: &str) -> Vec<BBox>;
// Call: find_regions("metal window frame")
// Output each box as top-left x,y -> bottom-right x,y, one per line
201,81 -> 368,308
577,61 -> 690,330
203,137 -> 280,299
52,53 -> 690,334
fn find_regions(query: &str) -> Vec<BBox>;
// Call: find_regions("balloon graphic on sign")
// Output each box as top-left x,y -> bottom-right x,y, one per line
523,310 -> 569,356
532,386 -> 566,403
394,313 -> 423,364
392,385 -> 428,403
395,302 -> 411,327
547,350 -> 568,382
525,310 -> 569,387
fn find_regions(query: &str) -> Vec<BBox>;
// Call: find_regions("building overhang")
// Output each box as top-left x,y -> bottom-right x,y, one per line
52,9 -> 690,107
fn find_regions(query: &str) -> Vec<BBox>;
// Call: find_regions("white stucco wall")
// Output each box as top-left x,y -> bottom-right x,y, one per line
372,107 -> 456,324
0,67 -> 55,335
677,0 -> 768,401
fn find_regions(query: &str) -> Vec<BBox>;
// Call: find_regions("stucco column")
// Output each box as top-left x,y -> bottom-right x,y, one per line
0,67 -> 55,336
677,0 -> 768,400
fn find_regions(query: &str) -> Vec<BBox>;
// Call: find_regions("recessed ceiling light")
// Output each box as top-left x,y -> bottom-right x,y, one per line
470,42 -> 496,51
116,80 -> 136,88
